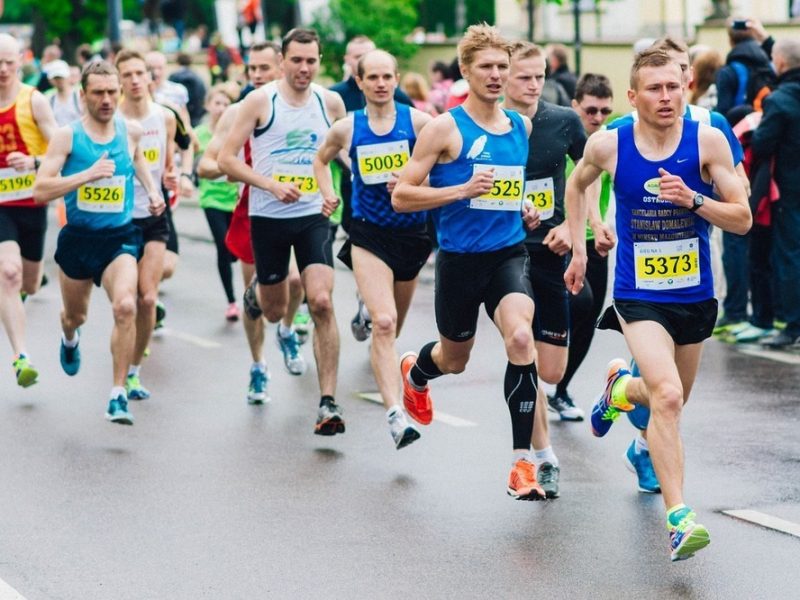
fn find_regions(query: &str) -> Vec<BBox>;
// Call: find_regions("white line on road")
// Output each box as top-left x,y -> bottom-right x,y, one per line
157,328 -> 222,349
735,346 -> 800,365
0,577 -> 27,599
356,392 -> 478,427
723,509 -> 800,538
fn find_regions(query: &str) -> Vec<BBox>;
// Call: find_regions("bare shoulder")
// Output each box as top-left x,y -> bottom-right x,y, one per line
698,122 -> 728,148
125,118 -> 144,140
160,103 -> 177,125
586,129 -> 618,163
322,89 -> 346,119
519,113 -> 532,136
409,106 -> 433,133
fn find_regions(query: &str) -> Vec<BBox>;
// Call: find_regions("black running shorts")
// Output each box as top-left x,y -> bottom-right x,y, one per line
597,298 -> 718,346
0,205 -> 47,261
164,201 -> 179,253
527,244 -> 570,347
338,219 -> 431,282
55,223 -> 142,286
132,213 -> 170,244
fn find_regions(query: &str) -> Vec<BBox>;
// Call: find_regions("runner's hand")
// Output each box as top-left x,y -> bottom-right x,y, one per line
564,254 -> 587,295
86,152 -> 116,181
321,195 -> 340,218
460,168 -> 494,198
591,222 -> 616,256
386,172 -> 400,194
6,152 -> 33,171
543,222 -> 572,256
658,168 -> 691,209
269,180 -> 302,203
163,168 -> 179,193
522,199 -> 540,231
179,174 -> 195,198
148,191 -> 166,216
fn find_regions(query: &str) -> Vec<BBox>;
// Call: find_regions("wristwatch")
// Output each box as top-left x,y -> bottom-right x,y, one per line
689,192 -> 704,212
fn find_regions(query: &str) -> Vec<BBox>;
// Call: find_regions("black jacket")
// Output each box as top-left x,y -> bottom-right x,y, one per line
329,76 -> 411,113
751,67 -> 800,199
552,65 -> 577,100
716,38 -> 773,117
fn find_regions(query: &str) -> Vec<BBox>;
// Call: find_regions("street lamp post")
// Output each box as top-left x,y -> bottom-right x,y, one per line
108,0 -> 123,43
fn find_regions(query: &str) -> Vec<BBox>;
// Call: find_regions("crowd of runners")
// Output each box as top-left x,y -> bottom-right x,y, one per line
12,14 -> 800,563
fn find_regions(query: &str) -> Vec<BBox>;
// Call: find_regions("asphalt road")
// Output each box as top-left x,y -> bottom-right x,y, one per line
0,205 -> 798,599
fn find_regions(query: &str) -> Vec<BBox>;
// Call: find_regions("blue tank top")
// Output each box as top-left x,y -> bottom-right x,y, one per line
429,106 -> 528,253
63,117 -> 135,230
613,119 -> 715,303
349,102 -> 423,228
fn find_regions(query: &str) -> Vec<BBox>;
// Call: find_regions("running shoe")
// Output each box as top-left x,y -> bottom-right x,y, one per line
536,462 -> 560,499
154,300 -> 166,331
225,302 -> 240,322
507,459 -> 546,501
624,439 -> 661,493
669,509 -> 710,562
547,391 -> 585,421
247,364 -> 270,405
717,321 -> 749,343
243,280 -> 262,320
351,298 -> 372,342
13,355 -> 38,388
590,358 -> 634,437
712,314 -> 745,336
125,374 -> 151,401
106,395 -> 134,425
387,407 -> 421,450
732,324 -> 777,344
60,334 -> 81,376
400,351 -> 433,425
314,399 -> 345,436
276,329 -> 307,375
293,304 -> 312,345
626,359 -> 650,431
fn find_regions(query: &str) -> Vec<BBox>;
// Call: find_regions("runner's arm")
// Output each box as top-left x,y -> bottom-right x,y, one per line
131,129 -> 166,216
313,118 -> 349,216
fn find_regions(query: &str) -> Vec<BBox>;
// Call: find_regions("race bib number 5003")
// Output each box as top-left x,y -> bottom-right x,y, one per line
469,164 -> 524,211
356,140 -> 409,185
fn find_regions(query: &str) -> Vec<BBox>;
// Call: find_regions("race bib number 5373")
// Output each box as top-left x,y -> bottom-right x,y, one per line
634,238 -> 700,290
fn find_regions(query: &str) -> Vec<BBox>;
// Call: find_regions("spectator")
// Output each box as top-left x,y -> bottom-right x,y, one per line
715,17 -> 776,120
237,0 -> 262,53
541,56 -> 571,106
43,60 -> 82,126
401,72 -> 438,116
546,43 -> 577,99
428,60 -> 452,113
752,38 -> 800,348
37,44 -> 62,93
690,48 -> 723,110
207,32 -> 244,85
160,0 -> 187,40
169,52 -> 208,126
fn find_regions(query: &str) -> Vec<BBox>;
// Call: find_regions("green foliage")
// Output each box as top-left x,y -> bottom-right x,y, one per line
313,0 -> 419,81
417,0 -> 495,38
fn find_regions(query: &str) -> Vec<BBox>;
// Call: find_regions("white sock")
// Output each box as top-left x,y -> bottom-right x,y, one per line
252,361 -> 266,372
386,405 -> 401,419
111,386 -> 126,399
128,364 -> 140,377
278,323 -> 293,338
513,449 -> 531,465
360,303 -> 371,320
534,446 -> 559,467
62,331 -> 79,347
635,434 -> 649,454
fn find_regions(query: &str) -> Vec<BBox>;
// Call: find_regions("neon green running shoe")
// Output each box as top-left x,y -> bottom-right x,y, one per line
669,509 -> 710,562
126,374 -> 151,400
13,355 -> 38,388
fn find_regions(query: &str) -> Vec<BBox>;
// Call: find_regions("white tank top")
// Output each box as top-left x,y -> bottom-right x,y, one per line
50,90 -> 82,127
248,81 -> 331,218
133,102 -> 168,219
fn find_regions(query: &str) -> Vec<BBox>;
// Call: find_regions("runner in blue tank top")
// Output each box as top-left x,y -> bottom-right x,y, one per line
393,24 -> 546,501
314,50 -> 433,450
34,60 -> 164,427
564,49 -> 750,561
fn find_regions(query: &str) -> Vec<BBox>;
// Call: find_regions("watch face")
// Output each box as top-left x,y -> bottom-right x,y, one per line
694,194 -> 704,207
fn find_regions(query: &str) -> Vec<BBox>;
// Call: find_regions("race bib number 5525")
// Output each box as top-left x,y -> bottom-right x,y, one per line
469,164 -> 524,211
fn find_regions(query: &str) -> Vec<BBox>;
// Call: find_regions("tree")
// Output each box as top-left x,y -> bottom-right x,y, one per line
313,0 -> 418,81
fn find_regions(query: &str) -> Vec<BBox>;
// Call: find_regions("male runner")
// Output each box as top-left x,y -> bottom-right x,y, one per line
116,49 -> 177,400
393,24 -> 543,499
219,29 -> 347,434
34,60 -> 165,424
501,41 -> 586,498
0,33 -> 58,387
198,41 -> 308,403
564,49 -> 750,560
313,49 -> 432,449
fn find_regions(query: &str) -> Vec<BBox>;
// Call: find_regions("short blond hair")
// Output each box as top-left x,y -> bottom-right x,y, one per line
457,23 -> 512,69
630,48 -> 676,89
510,41 -> 544,62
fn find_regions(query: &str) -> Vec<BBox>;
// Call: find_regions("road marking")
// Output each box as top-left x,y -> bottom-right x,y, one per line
735,346 -> 800,365
356,392 -> 477,427
0,578 -> 27,599
723,509 -> 800,538
158,328 -> 221,349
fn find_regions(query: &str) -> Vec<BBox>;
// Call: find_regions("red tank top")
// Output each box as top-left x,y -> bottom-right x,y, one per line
0,85 -> 47,208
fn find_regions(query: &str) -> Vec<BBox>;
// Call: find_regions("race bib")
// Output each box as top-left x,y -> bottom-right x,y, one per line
77,176 -> 125,213
356,140 -> 409,185
141,142 -> 161,168
524,177 -> 554,220
634,238 -> 700,290
0,168 -> 35,203
272,163 -> 318,198
469,164 -> 524,211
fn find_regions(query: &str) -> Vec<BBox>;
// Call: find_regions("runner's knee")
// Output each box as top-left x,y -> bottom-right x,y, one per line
371,311 -> 397,338
649,382 -> 684,420
112,294 -> 137,324
0,258 -> 22,292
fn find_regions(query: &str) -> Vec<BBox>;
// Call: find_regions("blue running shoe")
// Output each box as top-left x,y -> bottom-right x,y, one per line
624,439 -> 661,493
276,328 -> 307,376
669,509 -> 710,562
60,334 -> 81,376
626,359 -> 650,430
126,374 -> 151,400
106,395 -> 134,425
590,358 -> 633,437
247,364 -> 270,405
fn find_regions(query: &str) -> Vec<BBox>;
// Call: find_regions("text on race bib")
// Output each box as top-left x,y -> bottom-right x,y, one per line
634,238 -> 700,291
524,177 -> 555,220
469,164 -> 524,211
0,168 -> 35,203
77,175 -> 125,213
142,147 -> 161,165
272,163 -> 318,197
356,140 -> 410,185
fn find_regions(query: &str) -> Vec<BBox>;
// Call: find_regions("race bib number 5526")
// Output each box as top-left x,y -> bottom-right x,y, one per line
77,176 -> 125,213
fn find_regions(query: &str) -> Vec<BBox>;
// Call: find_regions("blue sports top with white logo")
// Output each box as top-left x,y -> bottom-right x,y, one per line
349,102 -> 424,228
62,117 -> 135,230
429,105 -> 528,253
613,118 -> 715,303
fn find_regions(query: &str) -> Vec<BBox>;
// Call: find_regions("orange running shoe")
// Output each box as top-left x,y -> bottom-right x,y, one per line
400,351 -> 433,425
507,459 -> 546,501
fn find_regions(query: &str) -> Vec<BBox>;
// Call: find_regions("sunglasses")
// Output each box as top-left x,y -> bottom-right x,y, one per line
581,106 -> 613,116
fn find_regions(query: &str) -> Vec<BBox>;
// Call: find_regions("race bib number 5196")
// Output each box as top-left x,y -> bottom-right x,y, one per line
0,168 -> 35,203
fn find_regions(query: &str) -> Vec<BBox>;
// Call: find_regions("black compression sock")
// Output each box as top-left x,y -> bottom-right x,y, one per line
504,361 -> 538,449
409,341 -> 443,387
320,395 -> 335,407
